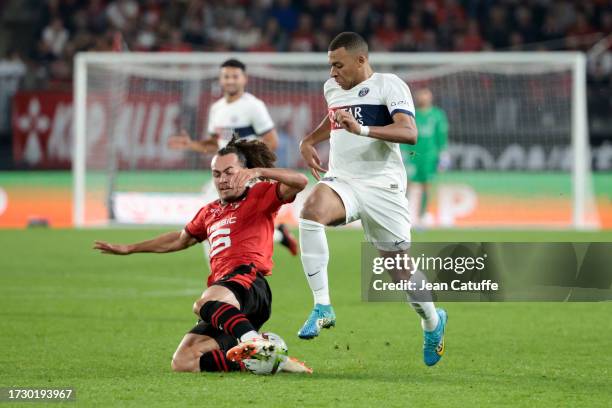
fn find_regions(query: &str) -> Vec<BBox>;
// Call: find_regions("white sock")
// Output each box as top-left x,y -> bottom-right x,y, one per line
411,301 -> 439,331
407,269 -> 439,331
240,330 -> 261,342
273,227 -> 283,243
298,218 -> 331,305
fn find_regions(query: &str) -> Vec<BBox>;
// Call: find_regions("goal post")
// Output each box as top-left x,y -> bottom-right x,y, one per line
571,52 -> 589,229
72,51 -> 595,229
73,54 -> 87,228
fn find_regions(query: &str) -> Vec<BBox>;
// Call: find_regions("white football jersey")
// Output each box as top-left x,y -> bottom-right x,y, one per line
206,92 -> 275,147
324,73 -> 415,190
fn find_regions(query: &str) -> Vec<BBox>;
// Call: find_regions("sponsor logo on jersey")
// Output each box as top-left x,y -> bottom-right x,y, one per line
209,216 -> 237,234
328,104 -> 394,129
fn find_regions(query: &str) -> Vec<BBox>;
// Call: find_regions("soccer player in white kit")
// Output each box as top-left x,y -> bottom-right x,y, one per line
297,32 -> 448,366
169,59 -> 298,257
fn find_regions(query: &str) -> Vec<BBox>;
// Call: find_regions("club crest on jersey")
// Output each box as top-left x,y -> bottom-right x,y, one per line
208,207 -> 223,217
358,87 -> 369,97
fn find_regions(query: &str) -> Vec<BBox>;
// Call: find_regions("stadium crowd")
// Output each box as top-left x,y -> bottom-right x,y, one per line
0,0 -> 609,87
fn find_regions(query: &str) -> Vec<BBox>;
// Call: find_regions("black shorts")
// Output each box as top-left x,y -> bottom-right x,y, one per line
188,264 -> 272,351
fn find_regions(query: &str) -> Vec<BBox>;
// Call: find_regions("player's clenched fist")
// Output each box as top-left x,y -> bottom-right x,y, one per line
334,110 -> 361,135
228,168 -> 261,189
93,241 -> 132,255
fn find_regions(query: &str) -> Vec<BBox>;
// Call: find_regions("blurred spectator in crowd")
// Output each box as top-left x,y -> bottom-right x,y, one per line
313,13 -> 339,51
485,6 -> 510,49
250,17 -> 285,51
0,0 -> 607,87
289,13 -> 315,51
159,29 -> 193,52
540,14 -> 565,43
454,19 -> 484,51
371,13 -> 403,51
514,7 -> 537,44
134,11 -> 158,50
40,17 -> 69,59
270,0 -> 299,33
346,3 -> 374,39
86,0 -> 108,34
206,15 -> 236,50
233,17 -> 262,51
106,0 -> 139,31
181,0 -> 206,45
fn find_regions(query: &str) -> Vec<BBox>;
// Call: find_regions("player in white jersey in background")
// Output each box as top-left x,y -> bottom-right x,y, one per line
297,32 -> 448,366
169,59 -> 298,258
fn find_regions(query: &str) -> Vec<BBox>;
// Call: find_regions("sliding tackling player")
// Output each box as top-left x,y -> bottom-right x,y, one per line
94,139 -> 310,373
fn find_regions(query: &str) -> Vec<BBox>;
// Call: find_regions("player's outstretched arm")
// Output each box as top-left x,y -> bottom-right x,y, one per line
168,129 -> 220,154
299,115 -> 331,179
189,139 -> 220,154
260,129 -> 279,151
229,167 -> 308,201
93,230 -> 198,255
334,110 -> 418,144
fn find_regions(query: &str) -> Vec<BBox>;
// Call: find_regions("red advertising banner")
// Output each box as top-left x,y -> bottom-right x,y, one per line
12,91 -> 73,168
11,90 -> 325,170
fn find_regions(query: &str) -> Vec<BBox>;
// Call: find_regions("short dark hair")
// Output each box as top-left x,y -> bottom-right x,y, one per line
220,58 -> 246,72
328,32 -> 368,54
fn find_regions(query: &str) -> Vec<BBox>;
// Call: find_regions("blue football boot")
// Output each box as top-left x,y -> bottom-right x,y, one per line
298,304 -> 336,339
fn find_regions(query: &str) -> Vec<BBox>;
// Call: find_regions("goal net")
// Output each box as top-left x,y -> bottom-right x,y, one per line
73,52 -> 598,229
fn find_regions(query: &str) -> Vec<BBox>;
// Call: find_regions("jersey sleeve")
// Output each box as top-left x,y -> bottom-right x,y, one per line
383,74 -> 415,118
250,181 -> 294,214
206,104 -> 217,136
184,207 -> 208,242
250,99 -> 275,135
323,78 -> 336,103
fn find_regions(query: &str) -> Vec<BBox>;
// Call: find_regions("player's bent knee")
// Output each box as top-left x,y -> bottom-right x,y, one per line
300,200 -> 327,224
171,358 -> 184,372
192,297 -> 207,315
171,347 -> 196,373
171,356 -> 195,372
171,349 -> 187,372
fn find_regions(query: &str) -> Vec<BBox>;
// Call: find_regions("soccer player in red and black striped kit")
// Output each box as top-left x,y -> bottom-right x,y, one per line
94,139 -> 310,373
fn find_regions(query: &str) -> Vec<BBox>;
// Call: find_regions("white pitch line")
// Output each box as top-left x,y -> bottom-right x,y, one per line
0,287 -> 202,299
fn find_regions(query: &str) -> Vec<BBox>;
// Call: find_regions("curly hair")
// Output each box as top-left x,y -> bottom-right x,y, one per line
216,134 -> 276,169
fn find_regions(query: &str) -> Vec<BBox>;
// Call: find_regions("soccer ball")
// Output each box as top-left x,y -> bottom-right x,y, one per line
243,332 -> 288,375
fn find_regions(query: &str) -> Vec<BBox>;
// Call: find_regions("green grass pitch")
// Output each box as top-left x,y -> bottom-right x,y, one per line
1,228 -> 611,407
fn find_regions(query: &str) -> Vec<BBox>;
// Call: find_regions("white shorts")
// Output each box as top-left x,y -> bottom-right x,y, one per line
320,177 -> 412,251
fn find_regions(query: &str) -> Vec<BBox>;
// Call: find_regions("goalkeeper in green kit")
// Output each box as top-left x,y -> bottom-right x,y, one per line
401,88 -> 449,227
